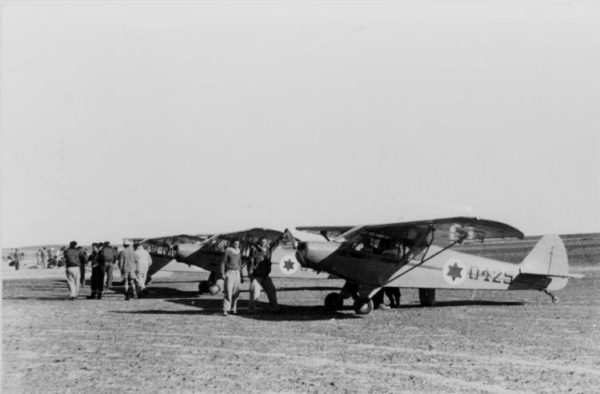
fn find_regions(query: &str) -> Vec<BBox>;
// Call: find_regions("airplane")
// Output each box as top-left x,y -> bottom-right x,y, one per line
133,228 -> 331,293
124,234 -> 212,284
293,217 -> 583,314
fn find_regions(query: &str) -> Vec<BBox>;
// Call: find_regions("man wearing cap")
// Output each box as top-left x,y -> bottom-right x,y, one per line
118,240 -> 139,300
134,243 -> 152,297
64,241 -> 86,300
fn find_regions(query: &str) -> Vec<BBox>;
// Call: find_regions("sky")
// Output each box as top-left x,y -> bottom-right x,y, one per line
2,1 -> 599,247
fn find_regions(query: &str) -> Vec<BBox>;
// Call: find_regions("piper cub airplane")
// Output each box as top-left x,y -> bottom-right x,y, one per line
137,228 -> 329,293
293,217 -> 581,314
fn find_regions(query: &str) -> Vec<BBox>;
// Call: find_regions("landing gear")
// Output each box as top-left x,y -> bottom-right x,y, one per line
324,292 -> 343,311
353,298 -> 374,315
419,288 -> 436,306
323,282 -> 359,311
543,289 -> 559,304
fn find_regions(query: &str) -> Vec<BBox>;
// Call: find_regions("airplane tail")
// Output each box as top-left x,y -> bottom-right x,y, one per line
511,234 -> 582,291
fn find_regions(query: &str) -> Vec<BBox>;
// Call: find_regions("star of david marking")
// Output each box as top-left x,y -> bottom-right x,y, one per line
283,259 -> 295,271
446,262 -> 463,282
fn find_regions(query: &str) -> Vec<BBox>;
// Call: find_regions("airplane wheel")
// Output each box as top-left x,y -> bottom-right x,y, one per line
208,284 -> 221,295
353,298 -> 374,315
324,292 -> 343,311
419,288 -> 436,306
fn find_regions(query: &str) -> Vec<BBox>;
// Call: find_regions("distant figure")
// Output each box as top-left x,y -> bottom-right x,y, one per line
64,241 -> 86,300
118,240 -> 138,300
78,246 -> 87,288
40,247 -> 48,269
36,249 -> 42,267
373,287 -> 401,310
221,239 -> 242,316
87,243 -> 105,299
134,243 -> 152,296
12,249 -> 21,271
248,238 -> 280,313
101,242 -> 117,289
385,287 -> 401,308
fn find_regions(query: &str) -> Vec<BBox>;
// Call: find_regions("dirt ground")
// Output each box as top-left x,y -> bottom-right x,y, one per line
3,261 -> 599,394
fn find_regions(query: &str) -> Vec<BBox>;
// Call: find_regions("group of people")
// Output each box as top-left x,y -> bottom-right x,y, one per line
63,240 -> 152,300
221,238 -> 281,316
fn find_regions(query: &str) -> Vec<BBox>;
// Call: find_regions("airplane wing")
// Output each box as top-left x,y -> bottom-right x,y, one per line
338,217 -> 524,243
295,226 -> 355,240
131,234 -> 211,279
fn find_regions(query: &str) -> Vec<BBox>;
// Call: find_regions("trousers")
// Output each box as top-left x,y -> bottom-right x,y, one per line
90,266 -> 105,295
66,266 -> 80,298
223,270 -> 241,313
249,276 -> 279,312
123,272 -> 138,298
105,263 -> 114,288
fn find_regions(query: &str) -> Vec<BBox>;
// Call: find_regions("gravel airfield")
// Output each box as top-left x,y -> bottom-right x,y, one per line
3,241 -> 600,393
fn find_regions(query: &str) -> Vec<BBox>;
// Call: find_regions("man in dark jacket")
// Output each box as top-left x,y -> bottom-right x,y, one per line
87,243 -> 105,299
248,238 -> 280,314
64,241 -> 86,300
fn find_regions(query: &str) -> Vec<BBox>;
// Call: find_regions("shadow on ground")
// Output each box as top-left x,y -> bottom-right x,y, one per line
113,298 -> 360,321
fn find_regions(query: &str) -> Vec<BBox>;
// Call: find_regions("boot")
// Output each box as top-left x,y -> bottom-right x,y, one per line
86,293 -> 96,299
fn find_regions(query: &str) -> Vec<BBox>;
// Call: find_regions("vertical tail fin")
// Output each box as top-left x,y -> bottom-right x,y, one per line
520,234 -> 568,276
518,234 -> 578,291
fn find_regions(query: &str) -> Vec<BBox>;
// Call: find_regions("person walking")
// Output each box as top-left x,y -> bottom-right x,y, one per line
87,243 -> 105,299
221,239 -> 243,316
101,242 -> 117,290
248,238 -> 280,313
64,241 -> 85,300
134,243 -> 152,296
118,240 -> 138,300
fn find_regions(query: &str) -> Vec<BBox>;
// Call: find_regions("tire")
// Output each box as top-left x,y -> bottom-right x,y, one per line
353,298 -> 374,315
324,292 -> 343,311
419,288 -> 436,306
208,284 -> 221,295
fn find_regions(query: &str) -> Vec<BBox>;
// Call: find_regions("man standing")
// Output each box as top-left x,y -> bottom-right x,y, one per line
221,239 -> 242,316
64,241 -> 85,300
78,246 -> 87,288
101,242 -> 117,289
12,249 -> 21,271
134,243 -> 152,297
40,247 -> 48,269
248,238 -> 280,313
118,240 -> 138,300
87,243 -> 105,299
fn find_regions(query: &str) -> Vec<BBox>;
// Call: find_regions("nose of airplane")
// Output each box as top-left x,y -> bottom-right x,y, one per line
174,243 -> 202,261
296,241 -> 340,267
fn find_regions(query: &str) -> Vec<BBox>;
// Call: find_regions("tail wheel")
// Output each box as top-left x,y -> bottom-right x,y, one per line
419,288 -> 436,306
353,298 -> 374,315
324,292 -> 343,311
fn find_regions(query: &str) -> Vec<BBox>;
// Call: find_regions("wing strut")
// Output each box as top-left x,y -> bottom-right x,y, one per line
383,226 -> 469,285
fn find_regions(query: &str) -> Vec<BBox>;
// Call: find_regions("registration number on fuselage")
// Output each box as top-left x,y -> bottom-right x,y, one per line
468,266 -> 513,285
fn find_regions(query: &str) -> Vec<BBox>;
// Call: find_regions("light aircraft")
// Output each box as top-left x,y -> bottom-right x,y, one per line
133,228 -> 329,292
132,217 -> 581,316
294,217 -> 582,314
